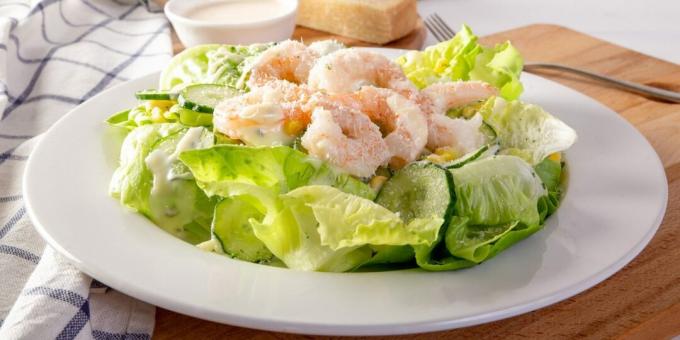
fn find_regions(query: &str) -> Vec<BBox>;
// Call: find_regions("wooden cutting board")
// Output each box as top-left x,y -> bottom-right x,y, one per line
171,18 -> 426,54
155,25 -> 680,339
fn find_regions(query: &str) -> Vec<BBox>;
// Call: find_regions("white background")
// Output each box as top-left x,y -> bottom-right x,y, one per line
418,0 -> 680,64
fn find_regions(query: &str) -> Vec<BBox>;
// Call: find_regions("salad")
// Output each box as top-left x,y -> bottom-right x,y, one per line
107,25 -> 576,272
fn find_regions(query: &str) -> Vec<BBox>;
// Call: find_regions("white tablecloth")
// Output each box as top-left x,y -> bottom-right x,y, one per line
0,0 -> 172,338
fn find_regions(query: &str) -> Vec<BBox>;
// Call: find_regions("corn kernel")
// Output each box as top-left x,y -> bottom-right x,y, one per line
369,176 -> 388,191
145,100 -> 175,111
425,154 -> 446,164
426,147 -> 459,164
389,157 -> 408,170
150,107 -> 166,123
548,152 -> 562,162
283,120 -> 306,136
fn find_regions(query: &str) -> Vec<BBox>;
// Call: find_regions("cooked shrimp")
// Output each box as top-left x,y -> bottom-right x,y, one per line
213,82 -> 315,145
383,93 -> 429,166
307,40 -> 345,57
427,113 -> 487,155
420,81 -> 497,152
421,81 -> 498,114
301,105 -> 391,178
334,86 -> 428,166
247,40 -> 319,88
307,49 -> 417,95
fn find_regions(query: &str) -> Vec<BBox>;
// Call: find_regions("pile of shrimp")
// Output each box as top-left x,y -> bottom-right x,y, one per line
213,40 -> 498,178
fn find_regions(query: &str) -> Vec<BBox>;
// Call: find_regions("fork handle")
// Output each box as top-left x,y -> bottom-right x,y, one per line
524,62 -> 680,103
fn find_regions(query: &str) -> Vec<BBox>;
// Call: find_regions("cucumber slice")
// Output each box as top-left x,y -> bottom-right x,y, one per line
376,162 -> 455,223
135,89 -> 177,101
176,107 -> 213,127
442,144 -> 493,169
212,197 -> 273,263
178,84 -> 239,113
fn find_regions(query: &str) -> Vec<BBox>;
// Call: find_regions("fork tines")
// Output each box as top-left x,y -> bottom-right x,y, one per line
424,13 -> 456,42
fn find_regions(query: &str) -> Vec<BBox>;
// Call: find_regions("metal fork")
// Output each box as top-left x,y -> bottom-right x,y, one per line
424,13 -> 680,103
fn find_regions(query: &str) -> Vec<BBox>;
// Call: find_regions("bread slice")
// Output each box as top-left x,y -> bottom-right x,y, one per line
296,0 -> 418,44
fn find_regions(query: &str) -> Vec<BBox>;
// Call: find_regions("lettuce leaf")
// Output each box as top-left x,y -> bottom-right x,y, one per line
109,124 -> 216,244
415,155 -> 546,270
159,43 -> 271,92
396,24 -> 524,100
283,186 -> 441,250
444,217 -> 519,263
534,157 -> 562,193
105,101 -> 185,130
179,146 -> 442,271
481,97 -> 577,165
469,41 -> 524,100
535,157 -> 563,222
413,223 -> 477,271
451,155 -> 546,227
361,245 -> 415,267
248,185 -> 441,272
179,145 -> 376,200
251,201 -> 372,272
448,156 -> 546,260
179,146 -> 380,270
195,182 -> 372,272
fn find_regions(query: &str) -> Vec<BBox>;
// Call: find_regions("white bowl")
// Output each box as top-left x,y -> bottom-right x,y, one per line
165,0 -> 298,47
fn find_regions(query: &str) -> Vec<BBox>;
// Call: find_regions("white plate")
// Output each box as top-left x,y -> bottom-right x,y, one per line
24,49 -> 667,336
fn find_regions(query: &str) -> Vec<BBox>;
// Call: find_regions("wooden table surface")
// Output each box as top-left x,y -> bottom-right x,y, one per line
155,24 -> 680,339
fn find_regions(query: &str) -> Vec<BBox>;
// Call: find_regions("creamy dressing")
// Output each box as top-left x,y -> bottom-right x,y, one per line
145,149 -> 173,197
170,126 -> 205,159
239,125 -> 293,146
196,238 -> 224,253
185,0 -> 288,24
144,127 -> 210,234
145,127 -> 206,196
228,96 -> 295,146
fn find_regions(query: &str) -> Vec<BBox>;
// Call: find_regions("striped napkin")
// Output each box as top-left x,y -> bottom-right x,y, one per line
0,0 -> 172,338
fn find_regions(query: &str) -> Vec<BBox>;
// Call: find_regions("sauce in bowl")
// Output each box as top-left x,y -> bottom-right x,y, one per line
186,0 -> 290,24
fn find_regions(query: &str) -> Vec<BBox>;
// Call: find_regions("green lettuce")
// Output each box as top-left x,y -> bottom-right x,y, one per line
251,201 -> 372,272
480,97 -> 577,165
444,217 -> 520,263
109,124 -> 216,244
415,155 -> 546,270
469,41 -> 524,100
159,43 -> 271,92
105,102 -> 192,130
534,157 -> 562,192
284,186 -> 441,250
179,145 -> 376,270
105,104 -> 170,130
534,157 -> 564,222
180,146 -> 443,271
452,155 -> 546,227
106,109 -> 137,130
360,245 -> 415,267
179,145 -> 376,200
396,24 -> 524,100
249,186 -> 441,272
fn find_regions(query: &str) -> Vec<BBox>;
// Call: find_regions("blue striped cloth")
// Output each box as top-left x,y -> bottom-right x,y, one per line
0,0 -> 172,338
